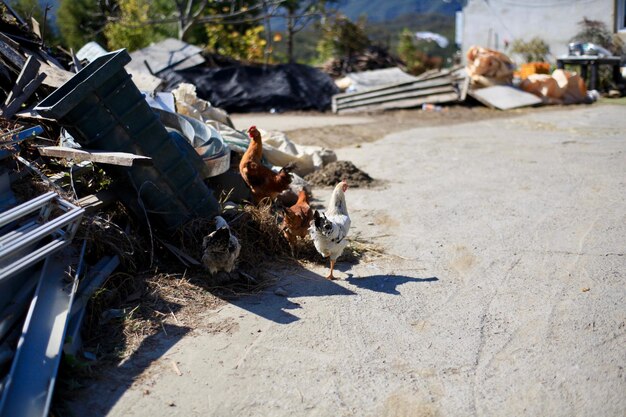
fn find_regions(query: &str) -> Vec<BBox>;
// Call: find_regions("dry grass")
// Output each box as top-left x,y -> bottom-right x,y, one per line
80,270 -> 222,361
77,210 -> 145,271
10,175 -> 54,201
9,176 -> 383,372
10,174 -> 383,367
229,203 -> 292,269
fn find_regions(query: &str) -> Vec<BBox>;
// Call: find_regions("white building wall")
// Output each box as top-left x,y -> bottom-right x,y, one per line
461,0 -> 614,63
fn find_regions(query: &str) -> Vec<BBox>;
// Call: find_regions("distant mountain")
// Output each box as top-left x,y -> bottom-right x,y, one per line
334,0 -> 461,22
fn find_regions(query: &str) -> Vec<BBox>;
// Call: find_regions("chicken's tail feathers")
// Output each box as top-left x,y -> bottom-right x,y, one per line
313,210 -> 324,229
214,215 -> 229,230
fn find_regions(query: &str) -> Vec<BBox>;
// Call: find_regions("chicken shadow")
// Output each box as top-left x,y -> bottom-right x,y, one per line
227,267 -> 356,324
346,274 -> 439,295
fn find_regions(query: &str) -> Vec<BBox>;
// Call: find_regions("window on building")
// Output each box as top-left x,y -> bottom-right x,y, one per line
619,0 -> 626,32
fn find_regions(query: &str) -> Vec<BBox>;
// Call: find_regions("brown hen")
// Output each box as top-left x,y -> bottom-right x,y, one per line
281,190 -> 313,251
239,126 -> 294,204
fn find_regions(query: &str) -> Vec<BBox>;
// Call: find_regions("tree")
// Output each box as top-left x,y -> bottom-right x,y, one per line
57,0 -> 110,49
277,0 -> 338,63
104,0 -> 166,51
509,37 -> 550,63
205,24 -> 266,62
57,0 -> 280,55
203,0 -> 268,62
397,28 -> 418,66
166,0 -> 274,42
170,0 -> 208,40
9,0 -> 59,45
396,28 -> 443,75
316,14 -> 369,63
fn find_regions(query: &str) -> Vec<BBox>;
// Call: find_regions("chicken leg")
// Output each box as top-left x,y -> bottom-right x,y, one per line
327,259 -> 337,280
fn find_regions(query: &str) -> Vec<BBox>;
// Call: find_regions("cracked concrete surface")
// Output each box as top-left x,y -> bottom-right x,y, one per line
70,104 -> 625,416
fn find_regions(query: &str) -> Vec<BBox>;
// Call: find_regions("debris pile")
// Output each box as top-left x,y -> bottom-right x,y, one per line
465,46 -> 515,87
0,10 -> 351,415
331,40 -> 622,114
305,161 -> 374,188
520,69 -> 590,105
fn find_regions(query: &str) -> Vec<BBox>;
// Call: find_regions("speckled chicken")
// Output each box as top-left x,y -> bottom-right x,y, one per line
201,216 -> 241,275
309,180 -> 350,279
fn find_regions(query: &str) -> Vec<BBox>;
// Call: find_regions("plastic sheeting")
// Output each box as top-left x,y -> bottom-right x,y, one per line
520,69 -> 591,105
215,126 -> 336,177
171,83 -> 234,128
335,67 -> 419,93
466,46 -> 514,87
165,63 -> 339,113
171,84 -> 337,176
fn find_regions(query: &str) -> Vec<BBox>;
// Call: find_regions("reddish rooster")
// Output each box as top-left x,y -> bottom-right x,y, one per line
239,126 -> 294,204
281,190 -> 313,253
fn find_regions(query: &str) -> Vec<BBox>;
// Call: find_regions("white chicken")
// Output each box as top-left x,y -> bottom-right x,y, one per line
309,180 -> 350,280
201,216 -> 241,275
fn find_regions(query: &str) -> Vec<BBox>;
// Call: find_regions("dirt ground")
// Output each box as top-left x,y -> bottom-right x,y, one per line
69,103 -> 625,417
231,104 -> 572,149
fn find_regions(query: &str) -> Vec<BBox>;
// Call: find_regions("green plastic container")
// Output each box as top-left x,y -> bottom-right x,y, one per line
35,49 -> 219,229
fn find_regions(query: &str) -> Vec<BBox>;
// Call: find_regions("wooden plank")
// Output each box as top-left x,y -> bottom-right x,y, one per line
378,92 -> 460,110
332,67 -> 468,113
38,62 -> 74,88
70,48 -> 82,73
1,54 -> 47,119
127,68 -> 163,92
459,76 -> 471,101
38,147 -> 152,166
335,77 -> 456,105
337,91 -> 461,114
1,73 -> 46,118
414,65 -> 463,81
337,83 -> 454,107
333,75 -> 460,100
336,85 -> 457,110
468,86 -> 542,110
30,17 -> 42,39
77,190 -> 117,213
0,33 -> 25,69
4,56 -> 39,106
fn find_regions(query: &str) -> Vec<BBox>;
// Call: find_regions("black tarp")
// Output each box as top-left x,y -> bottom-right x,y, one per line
164,63 -> 339,113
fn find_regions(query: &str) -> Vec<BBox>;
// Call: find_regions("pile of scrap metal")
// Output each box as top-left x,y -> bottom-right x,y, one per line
0,8 -> 96,417
331,65 -> 470,113
0,9 -> 228,417
0,8 -> 339,414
